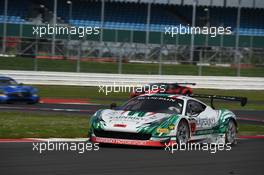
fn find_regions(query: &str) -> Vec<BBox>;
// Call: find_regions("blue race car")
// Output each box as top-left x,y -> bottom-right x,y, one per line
0,76 -> 39,104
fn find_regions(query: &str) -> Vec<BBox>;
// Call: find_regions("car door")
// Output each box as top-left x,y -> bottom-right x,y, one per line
185,99 -> 218,131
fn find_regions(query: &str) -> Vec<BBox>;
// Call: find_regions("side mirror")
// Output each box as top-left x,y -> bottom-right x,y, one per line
110,103 -> 117,109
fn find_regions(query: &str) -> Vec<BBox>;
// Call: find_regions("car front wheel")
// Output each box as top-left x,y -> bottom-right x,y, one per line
176,120 -> 190,144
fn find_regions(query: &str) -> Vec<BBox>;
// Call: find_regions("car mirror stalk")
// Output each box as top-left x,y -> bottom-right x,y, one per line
110,103 -> 117,109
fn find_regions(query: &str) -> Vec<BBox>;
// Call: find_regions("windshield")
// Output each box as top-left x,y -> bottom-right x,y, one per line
120,96 -> 183,114
0,79 -> 18,86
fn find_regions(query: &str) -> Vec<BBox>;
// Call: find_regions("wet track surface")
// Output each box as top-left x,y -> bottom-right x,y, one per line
0,139 -> 263,175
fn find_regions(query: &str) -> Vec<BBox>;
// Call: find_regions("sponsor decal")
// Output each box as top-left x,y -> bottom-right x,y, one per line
92,136 -> 174,147
138,96 -> 177,102
168,124 -> 175,130
109,115 -> 144,121
156,128 -> 170,134
113,124 -> 127,128
94,137 -> 148,145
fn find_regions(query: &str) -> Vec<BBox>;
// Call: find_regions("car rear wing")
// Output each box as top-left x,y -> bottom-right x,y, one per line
190,94 -> 247,109
177,83 -> 196,86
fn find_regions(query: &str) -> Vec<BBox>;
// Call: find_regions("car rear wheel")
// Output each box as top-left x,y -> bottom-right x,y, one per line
225,120 -> 237,145
176,120 -> 190,144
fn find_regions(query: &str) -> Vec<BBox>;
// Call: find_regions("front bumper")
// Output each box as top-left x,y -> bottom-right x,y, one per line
90,136 -> 176,147
0,95 -> 39,103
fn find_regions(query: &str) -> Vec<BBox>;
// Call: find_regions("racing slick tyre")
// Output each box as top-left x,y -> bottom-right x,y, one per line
225,120 -> 237,145
176,120 -> 190,144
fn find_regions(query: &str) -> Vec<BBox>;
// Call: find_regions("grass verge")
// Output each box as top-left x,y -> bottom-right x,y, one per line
35,85 -> 264,110
0,112 -> 88,138
0,112 -> 263,138
0,56 -> 263,76
238,124 -> 264,136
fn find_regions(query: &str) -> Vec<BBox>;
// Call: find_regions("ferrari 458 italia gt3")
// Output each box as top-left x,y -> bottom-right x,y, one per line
89,93 -> 247,147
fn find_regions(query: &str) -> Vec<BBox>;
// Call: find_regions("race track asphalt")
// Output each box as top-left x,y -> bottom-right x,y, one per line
0,103 -> 264,175
0,139 -> 263,175
0,103 -> 263,124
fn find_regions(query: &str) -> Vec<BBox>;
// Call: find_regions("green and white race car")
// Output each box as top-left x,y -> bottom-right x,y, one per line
89,94 -> 247,147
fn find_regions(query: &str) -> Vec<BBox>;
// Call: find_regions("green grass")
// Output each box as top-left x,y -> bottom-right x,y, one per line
34,85 -> 264,110
0,111 -> 263,138
0,56 -> 263,76
0,112 -> 88,138
238,124 -> 264,135
37,85 -> 126,100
